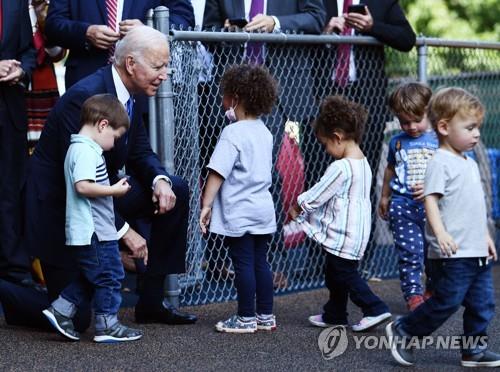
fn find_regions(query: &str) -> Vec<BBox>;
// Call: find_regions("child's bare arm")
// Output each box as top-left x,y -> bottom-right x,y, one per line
487,234 -> 497,261
424,193 -> 458,257
75,177 -> 130,198
378,165 -> 395,220
200,170 -> 225,234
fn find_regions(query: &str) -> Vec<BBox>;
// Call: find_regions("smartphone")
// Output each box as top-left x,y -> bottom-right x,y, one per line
228,18 -> 248,28
347,4 -> 367,14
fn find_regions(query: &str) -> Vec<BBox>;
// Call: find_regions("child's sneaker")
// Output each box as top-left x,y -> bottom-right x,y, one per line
385,320 -> 415,366
215,315 -> 257,333
42,306 -> 80,341
461,350 -> 500,367
407,295 -> 424,311
256,314 -> 276,331
308,314 -> 347,328
93,322 -> 143,343
352,312 -> 392,332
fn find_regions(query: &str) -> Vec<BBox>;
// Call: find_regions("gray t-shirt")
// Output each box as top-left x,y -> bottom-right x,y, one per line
207,119 -> 276,237
424,149 -> 487,259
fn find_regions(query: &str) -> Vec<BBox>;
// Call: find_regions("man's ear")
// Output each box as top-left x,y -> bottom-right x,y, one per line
124,55 -> 135,75
97,119 -> 109,131
436,119 -> 448,137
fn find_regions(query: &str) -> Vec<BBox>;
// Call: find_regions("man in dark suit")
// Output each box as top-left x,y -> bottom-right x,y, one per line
306,0 -> 416,185
45,0 -> 195,88
203,0 -> 325,34
0,1 -> 36,285
0,26 -> 196,330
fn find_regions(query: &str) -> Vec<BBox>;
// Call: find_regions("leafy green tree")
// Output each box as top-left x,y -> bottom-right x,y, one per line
400,0 -> 500,40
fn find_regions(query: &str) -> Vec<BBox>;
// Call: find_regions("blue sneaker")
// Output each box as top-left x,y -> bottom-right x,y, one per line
256,314 -> 277,331
215,315 -> 257,334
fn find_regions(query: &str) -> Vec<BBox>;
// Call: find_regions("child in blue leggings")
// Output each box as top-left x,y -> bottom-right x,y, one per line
379,82 -> 437,311
199,64 -> 278,333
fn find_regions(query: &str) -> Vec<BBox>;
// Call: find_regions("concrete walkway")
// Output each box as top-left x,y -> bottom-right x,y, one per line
1,266 -> 499,371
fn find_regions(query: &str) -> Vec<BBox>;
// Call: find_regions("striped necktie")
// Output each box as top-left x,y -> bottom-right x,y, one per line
106,0 -> 118,62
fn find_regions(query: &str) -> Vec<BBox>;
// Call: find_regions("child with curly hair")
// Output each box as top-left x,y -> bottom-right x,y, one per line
289,95 -> 391,332
199,64 -> 278,333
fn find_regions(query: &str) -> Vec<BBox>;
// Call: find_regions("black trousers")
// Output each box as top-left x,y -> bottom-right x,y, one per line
0,115 -> 31,281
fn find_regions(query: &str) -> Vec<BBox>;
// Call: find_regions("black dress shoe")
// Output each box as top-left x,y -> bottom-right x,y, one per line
135,303 -> 197,325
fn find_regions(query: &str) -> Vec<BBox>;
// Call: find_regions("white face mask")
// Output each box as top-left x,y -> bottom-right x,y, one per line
224,100 -> 238,122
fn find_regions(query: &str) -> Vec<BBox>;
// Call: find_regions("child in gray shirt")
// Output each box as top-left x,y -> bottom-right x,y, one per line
386,87 -> 499,368
200,64 -> 278,334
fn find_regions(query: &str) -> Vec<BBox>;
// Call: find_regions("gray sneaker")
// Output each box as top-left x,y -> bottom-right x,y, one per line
94,322 -> 143,343
215,315 -> 257,334
42,306 -> 80,341
385,321 -> 415,366
461,350 -> 500,368
256,315 -> 277,331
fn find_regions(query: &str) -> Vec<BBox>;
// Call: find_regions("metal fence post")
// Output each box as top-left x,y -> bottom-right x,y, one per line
153,6 -> 181,308
417,40 -> 428,84
147,8 -> 158,153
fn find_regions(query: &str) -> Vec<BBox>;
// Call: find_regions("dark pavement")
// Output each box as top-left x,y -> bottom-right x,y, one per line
1,266 -> 499,371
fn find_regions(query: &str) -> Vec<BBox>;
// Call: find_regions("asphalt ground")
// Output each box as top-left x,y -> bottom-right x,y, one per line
1,266 -> 499,372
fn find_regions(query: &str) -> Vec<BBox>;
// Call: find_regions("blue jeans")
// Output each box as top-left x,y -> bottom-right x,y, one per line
399,257 -> 495,356
226,234 -> 273,317
56,235 -> 124,330
323,253 -> 390,324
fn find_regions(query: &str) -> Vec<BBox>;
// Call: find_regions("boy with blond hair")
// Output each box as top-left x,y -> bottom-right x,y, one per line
386,87 -> 498,367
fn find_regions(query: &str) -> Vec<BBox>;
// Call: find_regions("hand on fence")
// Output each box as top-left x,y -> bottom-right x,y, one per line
245,14 -> 275,33
344,6 -> 373,33
121,227 -> 148,265
199,206 -> 212,234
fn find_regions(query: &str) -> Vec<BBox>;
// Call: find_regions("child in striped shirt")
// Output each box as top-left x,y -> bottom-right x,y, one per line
289,95 -> 391,332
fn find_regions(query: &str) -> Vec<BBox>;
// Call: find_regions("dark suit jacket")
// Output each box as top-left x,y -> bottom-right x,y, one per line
0,0 -> 36,130
324,0 -> 415,51
203,0 -> 326,34
45,0 -> 195,88
27,66 -> 168,265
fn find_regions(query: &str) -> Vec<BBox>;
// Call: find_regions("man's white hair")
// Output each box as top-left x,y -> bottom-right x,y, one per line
114,26 -> 168,67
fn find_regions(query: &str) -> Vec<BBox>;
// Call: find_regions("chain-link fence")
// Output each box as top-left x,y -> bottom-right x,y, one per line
153,27 -> 500,306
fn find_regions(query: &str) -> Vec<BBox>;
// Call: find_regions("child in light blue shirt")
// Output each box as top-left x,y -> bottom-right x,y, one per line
42,94 -> 143,343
